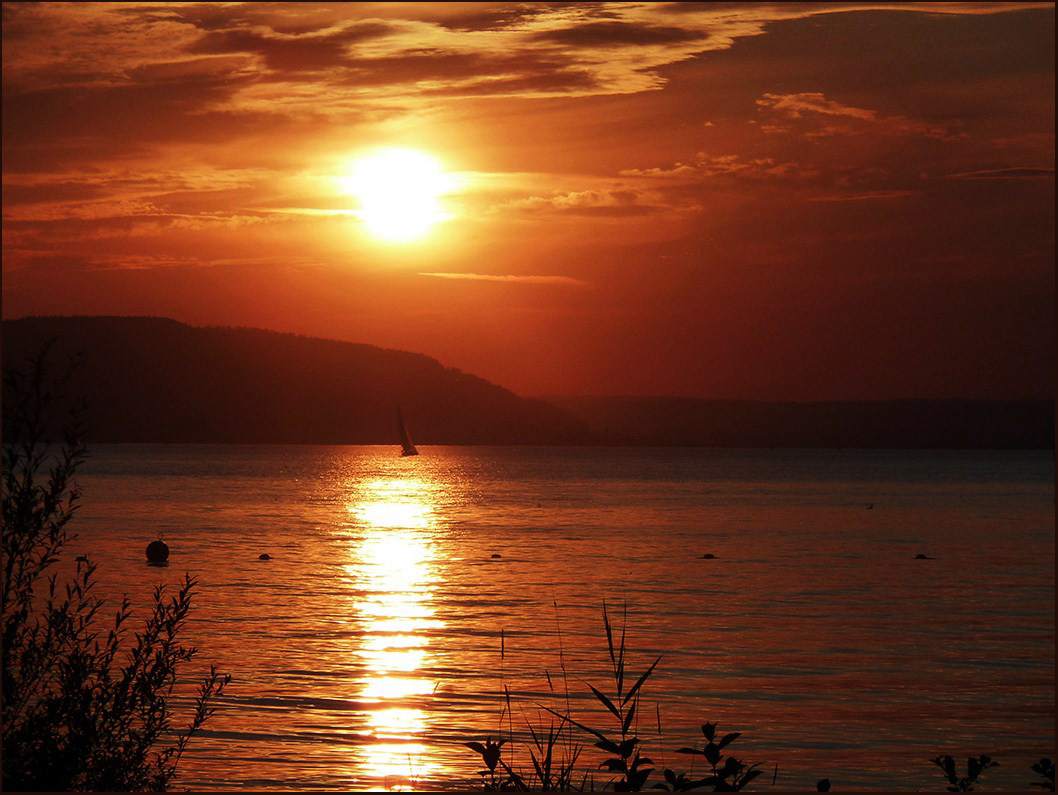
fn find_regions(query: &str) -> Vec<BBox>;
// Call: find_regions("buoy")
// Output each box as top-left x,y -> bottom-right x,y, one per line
259,553 -> 271,560
146,539 -> 169,564
701,553 -> 717,559
490,553 -> 502,559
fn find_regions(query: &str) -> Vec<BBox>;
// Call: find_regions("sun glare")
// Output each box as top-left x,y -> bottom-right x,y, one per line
343,148 -> 454,243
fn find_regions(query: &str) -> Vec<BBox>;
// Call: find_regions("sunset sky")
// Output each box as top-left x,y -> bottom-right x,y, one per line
2,2 -> 1053,400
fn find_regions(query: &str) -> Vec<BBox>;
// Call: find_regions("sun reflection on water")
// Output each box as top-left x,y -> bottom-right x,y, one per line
344,476 -> 443,790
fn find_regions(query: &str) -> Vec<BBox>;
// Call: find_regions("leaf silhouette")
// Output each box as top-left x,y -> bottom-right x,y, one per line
590,684 -> 622,721
623,655 -> 662,705
718,732 -> 741,750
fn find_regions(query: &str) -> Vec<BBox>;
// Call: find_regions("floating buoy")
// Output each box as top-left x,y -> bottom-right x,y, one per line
146,539 -> 169,564
259,553 -> 271,560
490,553 -> 502,559
700,553 -> 717,559
914,553 -> 935,560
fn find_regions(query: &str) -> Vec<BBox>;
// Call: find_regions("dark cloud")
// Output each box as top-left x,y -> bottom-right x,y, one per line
696,8 -> 1053,97
1,72 -> 288,171
1,253 -> 99,274
2,182 -> 108,206
330,50 -> 599,95
437,2 -> 619,31
533,20 -> 707,47
120,4 -> 262,32
188,23 -> 394,72
125,56 -> 252,83
661,2 -> 829,13
0,2 -> 38,39
422,68 -> 598,96
438,4 -> 555,32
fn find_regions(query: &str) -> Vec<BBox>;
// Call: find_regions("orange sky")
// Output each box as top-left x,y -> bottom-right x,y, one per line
2,2 -> 1054,399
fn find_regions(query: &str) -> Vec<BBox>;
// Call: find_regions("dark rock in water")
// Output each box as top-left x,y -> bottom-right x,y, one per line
701,553 -> 717,559
259,553 -> 271,560
146,539 -> 169,563
866,503 -> 874,509
914,553 -> 935,560
490,553 -> 502,559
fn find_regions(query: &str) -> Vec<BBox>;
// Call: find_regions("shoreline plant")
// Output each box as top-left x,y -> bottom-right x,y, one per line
462,603 -> 1054,792
2,345 -> 230,791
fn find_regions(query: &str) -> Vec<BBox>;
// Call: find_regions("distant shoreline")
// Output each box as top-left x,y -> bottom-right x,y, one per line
73,441 -> 1055,452
3,316 -> 1053,449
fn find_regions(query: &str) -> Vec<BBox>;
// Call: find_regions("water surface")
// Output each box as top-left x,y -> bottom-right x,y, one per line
69,446 -> 1054,791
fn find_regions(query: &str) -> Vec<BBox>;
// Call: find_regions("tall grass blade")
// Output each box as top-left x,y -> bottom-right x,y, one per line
623,655 -> 662,705
622,699 -> 636,735
539,704 -> 608,744
603,601 -> 616,674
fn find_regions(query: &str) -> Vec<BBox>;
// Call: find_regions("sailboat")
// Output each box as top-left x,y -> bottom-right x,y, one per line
396,405 -> 419,457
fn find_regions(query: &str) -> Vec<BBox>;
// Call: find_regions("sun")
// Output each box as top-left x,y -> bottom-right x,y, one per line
342,148 -> 454,243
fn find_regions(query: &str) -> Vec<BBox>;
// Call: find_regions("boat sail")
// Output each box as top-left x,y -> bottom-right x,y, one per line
396,405 -> 419,457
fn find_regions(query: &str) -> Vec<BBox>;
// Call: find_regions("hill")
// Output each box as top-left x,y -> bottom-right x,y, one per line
549,395 -> 1054,449
2,316 -> 603,445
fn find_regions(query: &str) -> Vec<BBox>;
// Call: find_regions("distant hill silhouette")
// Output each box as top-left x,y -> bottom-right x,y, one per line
5,317 -> 1051,448
550,395 -> 1054,450
2,316 -> 604,445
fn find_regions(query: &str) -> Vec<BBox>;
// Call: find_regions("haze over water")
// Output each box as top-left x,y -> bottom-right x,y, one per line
68,445 -> 1054,791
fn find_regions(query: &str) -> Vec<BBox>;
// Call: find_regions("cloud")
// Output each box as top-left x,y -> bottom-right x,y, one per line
3,2 -> 1047,119
757,92 -> 878,121
187,22 -> 395,72
419,272 -> 592,287
1,251 -> 318,274
945,167 -> 1055,180
532,21 -> 707,47
620,153 -> 819,181
806,190 -> 917,202
499,188 -> 678,216
438,5 -> 567,32
755,92 -> 959,140
329,49 -> 598,94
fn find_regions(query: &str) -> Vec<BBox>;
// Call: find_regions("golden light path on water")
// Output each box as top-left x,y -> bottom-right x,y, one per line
344,477 -> 443,790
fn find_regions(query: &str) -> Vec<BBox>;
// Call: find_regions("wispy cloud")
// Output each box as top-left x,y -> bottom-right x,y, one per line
807,190 -> 917,202
620,153 -> 818,181
755,92 -> 959,140
497,188 -> 689,216
419,272 -> 592,287
944,167 -> 1055,180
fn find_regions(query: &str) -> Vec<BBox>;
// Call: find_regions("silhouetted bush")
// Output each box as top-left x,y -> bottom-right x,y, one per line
1031,758 -> 1055,791
2,345 -> 230,791
931,754 -> 998,792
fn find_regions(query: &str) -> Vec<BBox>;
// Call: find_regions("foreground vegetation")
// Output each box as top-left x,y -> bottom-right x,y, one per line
2,347 -> 230,791
462,604 -> 1054,792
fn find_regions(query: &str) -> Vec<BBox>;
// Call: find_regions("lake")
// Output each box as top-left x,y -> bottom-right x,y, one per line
67,446 -> 1054,791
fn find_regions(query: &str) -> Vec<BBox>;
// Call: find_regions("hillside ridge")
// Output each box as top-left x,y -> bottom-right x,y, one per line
2,316 -> 603,445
